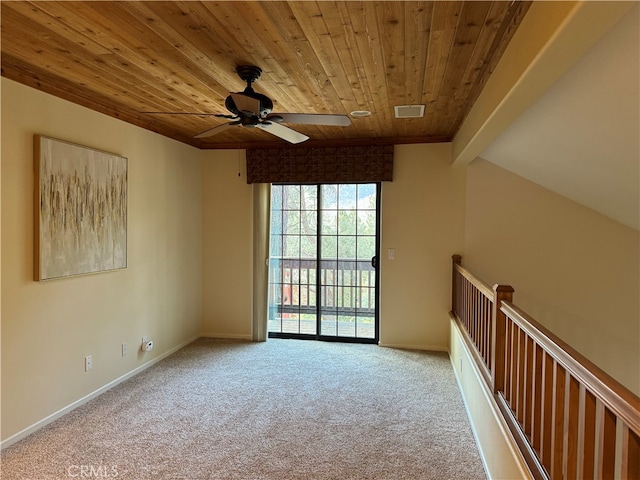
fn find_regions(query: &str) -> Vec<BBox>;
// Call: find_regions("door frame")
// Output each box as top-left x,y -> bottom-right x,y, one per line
267,183 -> 381,344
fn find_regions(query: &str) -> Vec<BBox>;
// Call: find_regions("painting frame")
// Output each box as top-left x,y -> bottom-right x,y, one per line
34,135 -> 128,281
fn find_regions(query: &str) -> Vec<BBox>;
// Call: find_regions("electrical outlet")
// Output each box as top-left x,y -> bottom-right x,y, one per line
122,343 -> 127,357
85,355 -> 92,372
142,336 -> 148,345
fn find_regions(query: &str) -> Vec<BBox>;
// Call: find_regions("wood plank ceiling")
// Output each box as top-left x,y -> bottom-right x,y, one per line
1,1 -> 531,149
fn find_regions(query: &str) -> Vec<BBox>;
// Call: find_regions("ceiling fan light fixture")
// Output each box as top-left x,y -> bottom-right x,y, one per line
350,110 -> 371,117
394,105 -> 425,118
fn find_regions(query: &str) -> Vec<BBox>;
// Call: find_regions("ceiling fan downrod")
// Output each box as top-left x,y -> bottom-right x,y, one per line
236,65 -> 262,85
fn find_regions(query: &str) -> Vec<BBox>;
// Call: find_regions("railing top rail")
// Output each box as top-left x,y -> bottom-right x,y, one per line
269,256 -> 375,271
453,262 -> 494,300
501,301 -> 640,435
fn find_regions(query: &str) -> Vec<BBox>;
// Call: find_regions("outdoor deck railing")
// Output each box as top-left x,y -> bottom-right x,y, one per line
269,257 -> 376,318
451,255 -> 640,479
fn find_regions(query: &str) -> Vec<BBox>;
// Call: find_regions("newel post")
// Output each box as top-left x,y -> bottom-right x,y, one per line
491,283 -> 514,394
451,255 -> 462,314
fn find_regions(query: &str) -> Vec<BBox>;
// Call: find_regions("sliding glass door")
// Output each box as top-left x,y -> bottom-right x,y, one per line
267,184 -> 379,343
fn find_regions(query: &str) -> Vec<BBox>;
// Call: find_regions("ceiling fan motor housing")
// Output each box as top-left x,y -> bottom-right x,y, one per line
225,65 -> 274,117
225,90 -> 273,117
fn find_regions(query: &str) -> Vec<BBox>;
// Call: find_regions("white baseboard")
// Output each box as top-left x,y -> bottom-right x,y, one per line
1,335 -> 199,450
199,332 -> 253,340
378,342 -> 448,352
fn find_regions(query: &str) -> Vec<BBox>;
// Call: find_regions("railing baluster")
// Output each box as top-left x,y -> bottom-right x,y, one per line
458,273 -> 462,322
484,298 -> 492,374
455,272 -> 459,318
505,318 -> 513,404
353,267 -> 358,312
485,296 -> 490,369
576,383 -> 587,479
471,284 -> 475,338
460,276 -> 466,327
524,335 -> 534,439
541,351 -> 554,471
621,423 -> 640,478
582,387 -> 597,479
460,277 -> 464,325
369,271 -> 373,309
477,290 -> 480,349
339,266 -> 344,310
485,296 -> 490,371
456,271 -> 461,319
552,362 -> 566,479
481,294 -> 485,364
475,288 -> 481,353
467,281 -> 471,333
532,342 -> 543,450
509,321 -> 517,405
565,375 -> 580,478
518,327 -> 526,425
599,405 -> 617,478
466,284 -> 471,335
513,326 -> 520,417
477,288 -> 482,358
468,281 -> 472,335
469,283 -> 473,336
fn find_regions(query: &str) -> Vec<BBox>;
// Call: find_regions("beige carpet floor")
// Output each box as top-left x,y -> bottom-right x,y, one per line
1,338 -> 487,479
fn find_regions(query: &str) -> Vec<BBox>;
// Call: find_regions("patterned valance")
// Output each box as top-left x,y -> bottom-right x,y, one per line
246,145 -> 394,184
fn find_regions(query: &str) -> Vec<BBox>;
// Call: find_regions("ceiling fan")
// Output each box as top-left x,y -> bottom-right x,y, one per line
146,66 -> 351,144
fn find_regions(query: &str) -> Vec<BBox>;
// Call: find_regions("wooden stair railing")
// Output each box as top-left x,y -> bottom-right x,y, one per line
452,254 -> 501,386
451,255 -> 640,479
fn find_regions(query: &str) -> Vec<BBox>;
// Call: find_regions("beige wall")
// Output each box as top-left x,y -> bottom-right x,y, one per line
1,79 -> 203,442
201,150 -> 253,338
464,158 -> 640,395
380,144 -> 466,349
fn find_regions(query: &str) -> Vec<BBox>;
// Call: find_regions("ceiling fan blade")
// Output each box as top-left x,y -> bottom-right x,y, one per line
142,111 -> 233,118
268,113 -> 351,126
230,93 -> 261,116
194,122 -> 238,139
259,122 -> 309,144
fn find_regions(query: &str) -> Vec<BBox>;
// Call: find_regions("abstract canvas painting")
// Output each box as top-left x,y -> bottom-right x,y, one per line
35,135 -> 128,281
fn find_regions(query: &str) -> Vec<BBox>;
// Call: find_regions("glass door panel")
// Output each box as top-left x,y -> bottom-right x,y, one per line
319,184 -> 377,340
268,185 -> 318,336
268,183 -> 379,343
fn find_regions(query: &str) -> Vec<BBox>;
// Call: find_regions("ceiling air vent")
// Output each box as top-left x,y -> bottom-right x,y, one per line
394,105 -> 425,118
